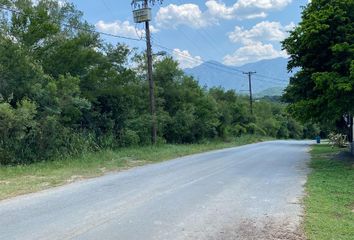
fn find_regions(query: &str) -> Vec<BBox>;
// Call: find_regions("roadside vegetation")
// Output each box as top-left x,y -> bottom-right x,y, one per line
0,135 -> 270,200
282,0 -> 353,138
305,144 -> 354,240
0,0 -> 317,166
284,2 -> 354,236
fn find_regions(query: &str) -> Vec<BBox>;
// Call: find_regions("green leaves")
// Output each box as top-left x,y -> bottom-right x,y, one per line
0,1 -> 312,165
282,0 -> 354,127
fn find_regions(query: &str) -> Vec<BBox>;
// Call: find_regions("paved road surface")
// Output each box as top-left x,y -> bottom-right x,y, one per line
0,140 -> 311,240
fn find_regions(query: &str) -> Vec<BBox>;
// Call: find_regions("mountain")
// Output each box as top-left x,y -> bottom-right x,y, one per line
254,87 -> 285,98
184,57 -> 294,97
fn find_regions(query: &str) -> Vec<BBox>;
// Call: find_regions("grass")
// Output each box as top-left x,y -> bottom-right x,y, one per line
0,135 -> 269,201
305,144 -> 354,240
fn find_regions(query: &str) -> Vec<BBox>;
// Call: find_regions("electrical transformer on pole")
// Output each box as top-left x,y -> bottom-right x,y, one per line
132,0 -> 163,144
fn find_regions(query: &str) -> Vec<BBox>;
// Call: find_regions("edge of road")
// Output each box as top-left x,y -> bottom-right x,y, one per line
0,140 -> 313,205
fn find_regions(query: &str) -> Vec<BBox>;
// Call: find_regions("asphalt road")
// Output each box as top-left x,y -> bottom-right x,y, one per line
0,140 -> 311,240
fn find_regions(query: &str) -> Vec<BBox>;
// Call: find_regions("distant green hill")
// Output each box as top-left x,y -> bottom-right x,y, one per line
184,58 -> 295,95
255,87 -> 285,98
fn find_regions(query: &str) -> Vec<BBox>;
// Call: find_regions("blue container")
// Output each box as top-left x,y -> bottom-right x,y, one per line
315,136 -> 321,144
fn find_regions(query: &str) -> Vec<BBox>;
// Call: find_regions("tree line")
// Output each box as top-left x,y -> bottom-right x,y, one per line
0,0 -> 318,165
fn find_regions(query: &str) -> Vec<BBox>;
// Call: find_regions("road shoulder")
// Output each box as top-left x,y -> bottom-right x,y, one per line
0,136 -> 269,201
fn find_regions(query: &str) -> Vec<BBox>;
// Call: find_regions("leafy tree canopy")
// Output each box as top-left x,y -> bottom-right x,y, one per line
0,0 -> 317,165
282,0 -> 354,126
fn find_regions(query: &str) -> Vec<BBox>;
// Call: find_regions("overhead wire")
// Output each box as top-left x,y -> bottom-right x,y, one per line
254,73 -> 289,83
152,39 -> 247,77
101,0 -> 145,40
252,75 -> 287,84
0,4 -> 145,42
154,44 -> 245,78
0,3 -> 289,84
101,0 -> 116,20
174,0 -> 225,58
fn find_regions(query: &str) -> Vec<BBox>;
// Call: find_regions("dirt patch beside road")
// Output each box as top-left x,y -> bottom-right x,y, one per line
211,217 -> 305,240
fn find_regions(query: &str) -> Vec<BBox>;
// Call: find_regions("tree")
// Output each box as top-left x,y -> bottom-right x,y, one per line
0,0 -> 310,165
282,0 -> 354,127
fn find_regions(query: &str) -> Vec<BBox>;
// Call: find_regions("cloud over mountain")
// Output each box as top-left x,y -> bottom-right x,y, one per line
173,48 -> 203,69
223,42 -> 287,66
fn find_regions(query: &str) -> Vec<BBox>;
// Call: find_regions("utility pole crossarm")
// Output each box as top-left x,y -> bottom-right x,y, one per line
243,71 -> 256,115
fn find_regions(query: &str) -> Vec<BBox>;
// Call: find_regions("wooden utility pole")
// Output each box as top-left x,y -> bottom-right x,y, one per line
143,0 -> 157,144
132,0 -> 157,144
243,71 -> 256,115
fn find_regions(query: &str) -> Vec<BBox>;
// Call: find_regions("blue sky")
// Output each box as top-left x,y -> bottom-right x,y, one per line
64,0 -> 309,68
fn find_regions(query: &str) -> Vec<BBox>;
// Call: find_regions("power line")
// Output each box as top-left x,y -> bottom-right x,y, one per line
152,42 -> 291,92
254,73 -> 289,83
0,4 -> 290,84
152,41 -> 245,75
174,0 -> 225,58
151,38 -> 290,84
67,24 -> 145,42
101,0 -> 116,19
100,0 -> 144,40
252,75 -> 287,84
0,5 -> 144,42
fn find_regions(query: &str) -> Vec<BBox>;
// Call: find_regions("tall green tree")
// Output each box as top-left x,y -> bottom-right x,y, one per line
282,0 -> 354,126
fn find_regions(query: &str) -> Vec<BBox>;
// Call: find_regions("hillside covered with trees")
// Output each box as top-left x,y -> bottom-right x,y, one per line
0,0 -> 318,165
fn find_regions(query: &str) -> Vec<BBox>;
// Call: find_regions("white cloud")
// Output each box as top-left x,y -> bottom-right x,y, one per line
223,42 -> 287,66
228,21 -> 295,44
95,20 -> 159,39
206,0 -> 292,20
172,48 -> 203,69
155,4 -> 213,29
32,0 -> 66,6
58,0 -> 66,7
234,0 -> 292,10
205,0 -> 235,20
156,1 -> 293,29
223,20 -> 294,66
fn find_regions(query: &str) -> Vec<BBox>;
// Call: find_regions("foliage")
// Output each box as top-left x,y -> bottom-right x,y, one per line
282,0 -> 354,127
328,132 -> 348,148
0,0 -> 312,165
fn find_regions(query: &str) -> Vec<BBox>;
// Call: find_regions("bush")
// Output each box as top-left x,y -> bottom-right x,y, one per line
0,99 -> 98,165
120,129 -> 140,147
328,132 -> 348,148
246,123 -> 267,136
0,99 -> 37,165
231,124 -> 247,137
